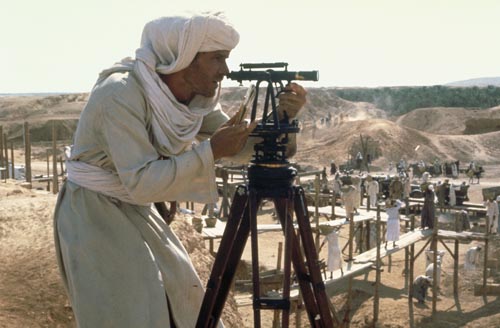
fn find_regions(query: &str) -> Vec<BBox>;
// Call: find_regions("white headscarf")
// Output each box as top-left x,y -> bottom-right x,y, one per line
96,12 -> 239,156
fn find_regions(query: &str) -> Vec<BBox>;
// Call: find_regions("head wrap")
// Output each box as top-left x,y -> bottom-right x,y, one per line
96,12 -> 239,156
137,12 -> 239,74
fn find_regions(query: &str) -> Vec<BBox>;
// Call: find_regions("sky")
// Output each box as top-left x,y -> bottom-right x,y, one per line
2,0 -> 500,93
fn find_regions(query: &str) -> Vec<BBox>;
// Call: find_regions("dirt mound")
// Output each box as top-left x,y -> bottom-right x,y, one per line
396,106 -> 500,135
297,118 -> 500,169
0,186 -> 243,327
220,87 -> 387,121
297,119 -> 432,167
2,90 -> 500,169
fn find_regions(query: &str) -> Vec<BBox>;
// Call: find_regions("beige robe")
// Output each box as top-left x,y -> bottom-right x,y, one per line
54,71 -> 247,327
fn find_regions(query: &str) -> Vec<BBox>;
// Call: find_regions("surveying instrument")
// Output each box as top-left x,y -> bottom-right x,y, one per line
196,63 -> 338,327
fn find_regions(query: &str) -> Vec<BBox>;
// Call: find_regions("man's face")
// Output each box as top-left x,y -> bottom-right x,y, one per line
183,50 -> 230,98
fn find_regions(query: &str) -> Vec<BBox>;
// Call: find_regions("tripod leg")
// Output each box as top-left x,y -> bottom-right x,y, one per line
273,197 -> 322,327
280,195 -> 293,328
293,186 -> 338,326
197,185 -> 250,328
249,190 -> 264,327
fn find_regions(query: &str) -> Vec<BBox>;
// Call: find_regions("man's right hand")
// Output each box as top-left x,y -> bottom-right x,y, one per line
210,109 -> 257,160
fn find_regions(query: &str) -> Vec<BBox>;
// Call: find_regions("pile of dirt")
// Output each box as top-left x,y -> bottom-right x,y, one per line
0,185 -> 243,327
396,106 -> 500,135
2,90 -> 500,170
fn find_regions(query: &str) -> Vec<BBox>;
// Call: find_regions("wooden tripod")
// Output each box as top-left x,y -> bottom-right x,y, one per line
196,166 -> 339,327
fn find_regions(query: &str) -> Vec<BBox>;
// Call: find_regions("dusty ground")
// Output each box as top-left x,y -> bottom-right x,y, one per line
1,161 -> 499,327
1,93 -> 500,327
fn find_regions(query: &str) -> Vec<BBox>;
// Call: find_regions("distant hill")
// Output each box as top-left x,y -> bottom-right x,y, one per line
446,77 -> 500,87
2,89 -> 500,168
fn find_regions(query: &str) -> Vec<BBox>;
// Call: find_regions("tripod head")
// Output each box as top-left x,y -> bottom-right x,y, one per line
227,63 -> 319,167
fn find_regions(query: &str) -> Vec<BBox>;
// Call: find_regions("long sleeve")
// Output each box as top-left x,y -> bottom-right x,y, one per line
72,73 -> 218,204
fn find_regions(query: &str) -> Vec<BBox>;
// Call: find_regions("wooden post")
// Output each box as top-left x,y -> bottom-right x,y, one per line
483,225 -> 490,297
331,191 -> 335,220
403,198 -> 410,289
344,211 -> 355,327
359,221 -> 365,253
10,142 -> 14,178
273,241 -> 283,328
222,169 -> 229,219
332,191 -> 337,220
453,239 -> 459,298
46,150 -> 51,191
366,220 -> 371,251
348,212 -> 354,262
405,197 -> 410,216
373,204 -> 381,324
0,126 -> 3,172
59,156 -> 64,176
453,211 -> 459,298
52,120 -> 59,193
276,241 -> 283,271
408,214 -> 415,327
431,211 -> 438,317
24,122 -> 32,183
3,133 -> 10,179
314,174 -> 320,248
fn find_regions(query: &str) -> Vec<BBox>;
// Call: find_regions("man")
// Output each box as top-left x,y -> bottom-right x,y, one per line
385,198 -> 403,249
330,160 -> 337,176
464,245 -> 482,270
355,151 -> 363,172
421,184 -> 436,229
485,197 -> 499,234
389,176 -> 403,200
53,12 -> 306,327
365,175 -> 379,208
413,275 -> 433,304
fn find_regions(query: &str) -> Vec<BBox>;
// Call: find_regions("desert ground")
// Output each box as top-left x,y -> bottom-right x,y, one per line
1,92 -> 500,327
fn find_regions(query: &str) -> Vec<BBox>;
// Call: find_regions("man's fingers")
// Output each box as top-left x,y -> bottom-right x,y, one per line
246,120 -> 258,133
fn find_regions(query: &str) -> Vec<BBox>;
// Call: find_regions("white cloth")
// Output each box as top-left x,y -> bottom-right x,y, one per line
323,231 -> 343,272
341,185 -> 357,216
449,185 -> 457,206
385,199 -> 402,241
366,180 -> 379,207
96,13 -> 239,157
55,12 -> 240,328
485,200 -> 499,233
451,163 -> 458,177
425,250 -> 445,267
66,160 -> 148,206
425,260 -> 441,289
332,179 -> 342,195
465,246 -> 481,270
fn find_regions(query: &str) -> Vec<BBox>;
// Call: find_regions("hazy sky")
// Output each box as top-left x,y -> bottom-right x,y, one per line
2,0 -> 500,93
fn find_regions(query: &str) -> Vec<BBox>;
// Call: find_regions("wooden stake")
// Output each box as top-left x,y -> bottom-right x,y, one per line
344,211 -> 355,327
4,133 -> 10,179
46,150 -> 51,191
0,126 -> 3,171
431,212 -> 438,317
10,142 -> 14,178
52,120 -> 59,193
408,214 -> 415,327
314,174 -> 320,248
373,204 -> 381,324
24,122 -> 32,183
483,226 -> 490,297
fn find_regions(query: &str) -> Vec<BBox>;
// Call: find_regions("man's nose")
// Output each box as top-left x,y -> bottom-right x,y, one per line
221,62 -> 230,75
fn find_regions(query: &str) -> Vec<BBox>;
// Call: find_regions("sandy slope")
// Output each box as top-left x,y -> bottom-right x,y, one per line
1,92 -> 500,327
